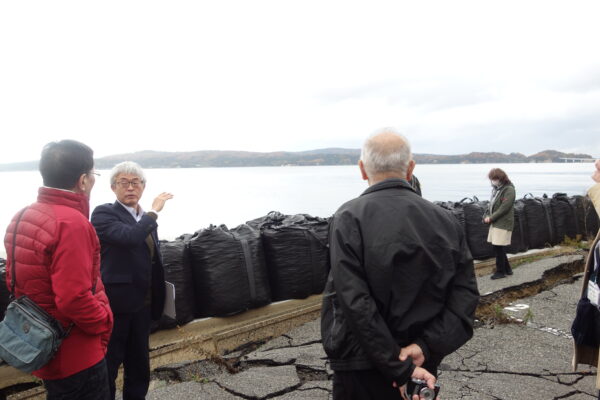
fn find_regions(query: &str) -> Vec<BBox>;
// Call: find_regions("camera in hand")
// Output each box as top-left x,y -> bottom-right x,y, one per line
406,378 -> 440,400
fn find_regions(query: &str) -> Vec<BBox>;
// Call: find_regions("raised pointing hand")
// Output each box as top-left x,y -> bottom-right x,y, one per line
151,192 -> 174,212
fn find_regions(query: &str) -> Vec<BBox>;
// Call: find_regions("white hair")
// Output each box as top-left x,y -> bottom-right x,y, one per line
360,127 -> 412,177
110,161 -> 146,185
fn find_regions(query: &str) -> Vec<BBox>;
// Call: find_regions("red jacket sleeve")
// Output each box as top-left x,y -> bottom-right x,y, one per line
50,217 -> 113,338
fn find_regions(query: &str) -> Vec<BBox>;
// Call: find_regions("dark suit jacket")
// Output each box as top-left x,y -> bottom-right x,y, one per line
91,202 -> 166,320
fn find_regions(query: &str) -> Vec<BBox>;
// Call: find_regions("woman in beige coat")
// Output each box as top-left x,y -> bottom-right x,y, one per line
572,159 -> 600,398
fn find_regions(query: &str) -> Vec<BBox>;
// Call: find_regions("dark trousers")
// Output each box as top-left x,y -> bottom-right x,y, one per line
106,306 -> 152,400
493,245 -> 512,274
44,359 -> 110,400
333,370 -> 404,400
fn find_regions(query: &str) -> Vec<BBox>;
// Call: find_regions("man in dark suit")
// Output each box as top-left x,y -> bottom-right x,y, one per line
91,161 -> 173,400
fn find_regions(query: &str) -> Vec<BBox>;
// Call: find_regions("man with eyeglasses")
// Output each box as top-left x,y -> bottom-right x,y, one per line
91,161 -> 173,400
4,140 -> 113,399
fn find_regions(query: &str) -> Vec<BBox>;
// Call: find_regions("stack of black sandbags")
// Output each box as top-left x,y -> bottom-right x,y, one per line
157,235 -> 196,330
521,194 -> 554,249
438,192 -> 598,258
0,258 -> 9,320
460,198 -> 495,260
249,212 -> 330,301
189,224 -> 271,317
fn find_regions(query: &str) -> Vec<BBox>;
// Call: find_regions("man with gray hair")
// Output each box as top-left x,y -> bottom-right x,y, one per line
321,128 -> 479,399
91,161 -> 173,400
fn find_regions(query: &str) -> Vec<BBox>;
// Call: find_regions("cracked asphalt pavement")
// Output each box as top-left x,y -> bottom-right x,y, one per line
137,253 -> 599,399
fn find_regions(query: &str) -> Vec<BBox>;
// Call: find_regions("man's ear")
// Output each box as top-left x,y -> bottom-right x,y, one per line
406,160 -> 416,181
75,173 -> 87,193
358,160 -> 369,181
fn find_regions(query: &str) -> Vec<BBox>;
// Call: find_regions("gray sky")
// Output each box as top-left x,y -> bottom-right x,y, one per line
1,0 -> 599,163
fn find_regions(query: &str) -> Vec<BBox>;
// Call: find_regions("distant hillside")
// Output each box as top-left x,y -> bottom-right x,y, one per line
94,149 -> 359,169
0,148 -> 593,171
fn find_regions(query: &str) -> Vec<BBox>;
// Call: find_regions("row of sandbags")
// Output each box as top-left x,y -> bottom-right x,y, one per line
0,213 -> 329,331
1,193 -> 598,328
435,193 -> 599,260
157,212 -> 329,330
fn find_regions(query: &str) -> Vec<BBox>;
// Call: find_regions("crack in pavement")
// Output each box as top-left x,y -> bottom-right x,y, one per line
553,390 -> 597,399
213,379 -> 304,400
446,367 -> 594,385
258,339 -> 323,352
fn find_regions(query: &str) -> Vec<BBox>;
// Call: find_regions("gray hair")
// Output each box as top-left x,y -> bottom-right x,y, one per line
360,127 -> 412,177
110,161 -> 146,185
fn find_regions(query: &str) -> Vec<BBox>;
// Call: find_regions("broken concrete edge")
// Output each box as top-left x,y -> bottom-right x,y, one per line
476,255 -> 585,326
0,295 -> 323,393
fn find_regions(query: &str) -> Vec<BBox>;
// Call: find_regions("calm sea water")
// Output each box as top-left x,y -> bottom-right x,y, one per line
0,162 -> 596,257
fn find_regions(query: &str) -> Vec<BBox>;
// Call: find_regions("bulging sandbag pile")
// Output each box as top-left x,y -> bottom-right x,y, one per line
158,236 -> 196,329
0,259 -> 8,320
521,194 -> 554,249
460,198 -> 495,260
436,192 -> 598,260
127,191 -> 600,331
189,224 -> 271,318
250,212 -> 330,302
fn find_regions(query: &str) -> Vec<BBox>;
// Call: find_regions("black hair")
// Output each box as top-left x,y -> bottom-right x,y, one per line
39,140 -> 94,189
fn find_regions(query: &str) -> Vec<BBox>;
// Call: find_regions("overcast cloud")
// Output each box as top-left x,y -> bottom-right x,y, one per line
1,0 -> 599,163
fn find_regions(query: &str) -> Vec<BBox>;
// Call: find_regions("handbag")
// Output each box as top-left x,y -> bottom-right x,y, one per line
0,207 -> 70,373
571,296 -> 600,347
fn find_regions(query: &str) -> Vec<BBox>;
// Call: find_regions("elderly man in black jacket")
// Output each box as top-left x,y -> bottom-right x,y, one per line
92,161 -> 173,400
321,128 -> 479,400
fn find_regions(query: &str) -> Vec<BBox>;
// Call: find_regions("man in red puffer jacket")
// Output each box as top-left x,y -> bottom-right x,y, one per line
4,140 -> 114,400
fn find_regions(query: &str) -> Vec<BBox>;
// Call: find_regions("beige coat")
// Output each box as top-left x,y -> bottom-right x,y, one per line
572,183 -> 600,388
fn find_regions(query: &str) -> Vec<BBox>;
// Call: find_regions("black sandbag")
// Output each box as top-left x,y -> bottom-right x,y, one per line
246,211 -> 287,230
540,195 -> 558,245
569,195 -> 588,238
435,201 -> 466,233
522,194 -> 554,249
550,193 -> 578,243
0,259 -> 8,320
569,195 -> 588,239
157,236 -> 196,330
507,200 -> 529,254
259,214 -> 330,301
189,224 -> 271,318
462,198 -> 494,260
572,195 -> 599,239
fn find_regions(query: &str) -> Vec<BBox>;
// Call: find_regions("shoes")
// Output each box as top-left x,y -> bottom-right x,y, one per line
506,268 -> 513,276
490,272 -> 506,280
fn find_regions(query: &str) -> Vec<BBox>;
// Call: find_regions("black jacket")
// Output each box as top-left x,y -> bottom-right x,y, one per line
91,202 -> 166,320
321,178 -> 479,385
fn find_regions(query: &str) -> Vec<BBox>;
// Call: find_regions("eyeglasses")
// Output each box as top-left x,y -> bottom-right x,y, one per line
89,171 -> 101,177
115,179 -> 144,188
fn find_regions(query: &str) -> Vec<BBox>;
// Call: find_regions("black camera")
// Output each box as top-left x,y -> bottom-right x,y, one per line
406,378 -> 440,400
